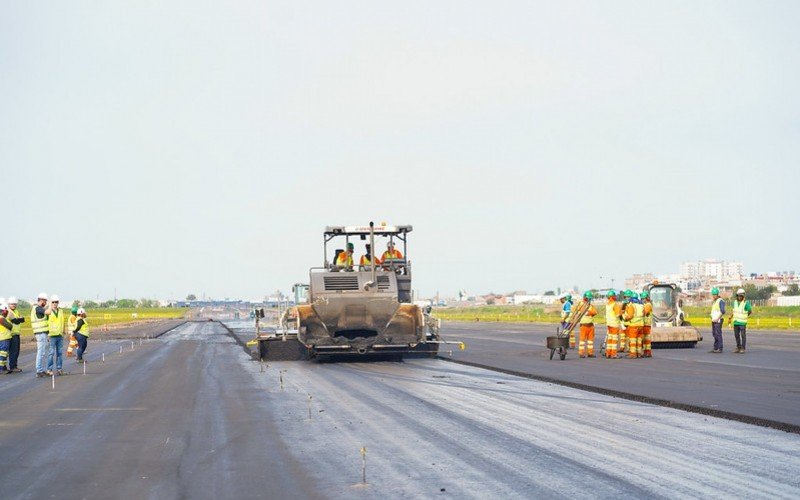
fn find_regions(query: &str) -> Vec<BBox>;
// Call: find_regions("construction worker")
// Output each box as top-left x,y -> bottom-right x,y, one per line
336,242 -> 355,270
641,290 -> 653,358
6,297 -> 26,372
381,241 -> 403,262
73,308 -> 90,363
604,290 -> 622,359
709,287 -> 725,353
618,290 -> 631,353
359,244 -> 378,271
31,292 -> 51,377
623,291 -> 645,358
577,291 -> 597,358
559,294 -> 575,349
0,303 -> 13,374
729,288 -> 752,354
67,306 -> 79,357
46,295 -> 66,376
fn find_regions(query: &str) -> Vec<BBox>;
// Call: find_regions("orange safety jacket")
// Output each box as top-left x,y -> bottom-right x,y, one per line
381,249 -> 403,261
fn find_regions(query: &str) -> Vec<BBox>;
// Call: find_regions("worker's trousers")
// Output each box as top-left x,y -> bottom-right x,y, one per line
642,326 -> 652,357
562,322 -> 576,349
619,327 -> 628,352
75,333 -> 88,360
605,327 -> 619,358
0,339 -> 9,372
711,321 -> 723,351
733,324 -> 747,350
626,327 -> 642,358
9,335 -> 21,369
578,324 -> 595,357
47,336 -> 64,371
35,333 -> 49,374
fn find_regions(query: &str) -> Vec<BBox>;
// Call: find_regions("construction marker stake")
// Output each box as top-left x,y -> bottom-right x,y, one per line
360,446 -> 367,484
83,361 -> 86,375
131,341 -> 135,351
119,346 -> 123,354
51,373 -> 55,390
102,353 -> 105,363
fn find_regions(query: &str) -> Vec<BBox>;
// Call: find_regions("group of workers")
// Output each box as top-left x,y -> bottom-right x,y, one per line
335,240 -> 403,270
560,286 -> 754,359
0,293 -> 90,377
560,289 -> 653,359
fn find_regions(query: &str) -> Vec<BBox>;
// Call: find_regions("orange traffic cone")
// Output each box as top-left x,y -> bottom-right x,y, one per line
67,334 -> 78,357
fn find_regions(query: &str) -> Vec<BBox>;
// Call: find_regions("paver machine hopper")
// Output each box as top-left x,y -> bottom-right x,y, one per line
644,282 -> 703,348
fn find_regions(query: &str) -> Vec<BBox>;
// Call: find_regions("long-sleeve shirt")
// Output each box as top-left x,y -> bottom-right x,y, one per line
74,318 -> 86,334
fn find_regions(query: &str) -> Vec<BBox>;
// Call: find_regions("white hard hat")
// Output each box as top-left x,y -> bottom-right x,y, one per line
38,293 -> 48,300
737,288 -> 745,295
8,297 -> 17,304
77,308 -> 86,315
0,303 -> 7,311
50,294 -> 60,302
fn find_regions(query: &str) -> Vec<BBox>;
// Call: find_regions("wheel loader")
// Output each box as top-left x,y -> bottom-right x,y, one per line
644,282 -> 703,348
256,223 -> 452,361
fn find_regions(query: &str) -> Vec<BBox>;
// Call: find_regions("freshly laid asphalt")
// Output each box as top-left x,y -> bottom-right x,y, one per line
1,319 -> 798,499
440,321 -> 800,430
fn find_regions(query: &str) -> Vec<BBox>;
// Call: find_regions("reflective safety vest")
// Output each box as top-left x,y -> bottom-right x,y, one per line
625,302 -> 645,327
732,300 -> 750,325
67,314 -> 78,334
711,298 -> 723,322
381,249 -> 403,261
0,319 -> 12,341
359,255 -> 376,267
31,307 -> 49,334
579,304 -> 596,325
336,252 -> 353,267
76,318 -> 90,337
606,302 -> 621,328
48,310 -> 65,337
642,302 -> 652,326
8,308 -> 22,335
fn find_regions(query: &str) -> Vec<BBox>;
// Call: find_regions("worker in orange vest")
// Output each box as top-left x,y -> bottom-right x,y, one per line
622,290 -> 645,358
604,290 -> 622,358
577,291 -> 598,358
336,242 -> 355,270
641,290 -> 653,358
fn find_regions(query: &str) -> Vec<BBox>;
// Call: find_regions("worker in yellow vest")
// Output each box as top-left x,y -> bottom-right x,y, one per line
73,308 -> 90,363
31,293 -> 51,377
0,303 -> 13,374
336,242 -> 355,270
6,297 -> 26,372
46,295 -> 66,376
359,244 -> 378,271
729,288 -> 753,354
619,290 -> 633,353
709,287 -> 725,353
604,290 -> 622,358
623,291 -> 645,358
577,291 -> 598,358
641,290 -> 653,358
67,306 -> 79,357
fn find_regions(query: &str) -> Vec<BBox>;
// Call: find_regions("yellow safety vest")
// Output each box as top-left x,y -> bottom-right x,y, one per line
711,298 -> 722,322
76,318 -> 90,337
336,253 -> 353,267
606,302 -> 621,328
48,310 -> 65,337
31,307 -> 49,334
579,303 -> 594,324
732,300 -> 749,325
0,319 -> 12,341
627,302 -> 645,327
67,314 -> 78,333
8,308 -> 22,335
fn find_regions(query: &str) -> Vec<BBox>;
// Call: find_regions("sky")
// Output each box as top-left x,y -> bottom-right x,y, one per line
2,1 -> 799,302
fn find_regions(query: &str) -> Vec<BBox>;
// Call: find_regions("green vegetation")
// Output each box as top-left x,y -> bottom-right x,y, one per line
13,307 -> 189,336
434,304 -> 800,330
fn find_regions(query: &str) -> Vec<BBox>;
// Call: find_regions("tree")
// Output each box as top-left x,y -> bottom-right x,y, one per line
116,298 -> 138,308
100,300 -> 116,308
83,300 -> 99,308
18,299 -> 31,309
782,284 -> 800,296
742,284 -> 776,301
139,298 -> 158,308
186,294 -> 197,301
544,291 -> 555,296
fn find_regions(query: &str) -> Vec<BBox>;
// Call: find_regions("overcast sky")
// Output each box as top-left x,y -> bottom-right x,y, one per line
2,1 -> 799,302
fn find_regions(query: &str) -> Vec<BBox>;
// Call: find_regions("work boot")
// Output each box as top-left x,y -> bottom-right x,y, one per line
57,369 -> 63,376
588,354 -> 596,358
36,372 -> 44,378
739,348 -> 746,354
45,370 -> 53,376
709,349 -> 722,353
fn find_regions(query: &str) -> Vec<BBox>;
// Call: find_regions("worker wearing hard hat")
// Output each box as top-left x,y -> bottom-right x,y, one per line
0,303 -> 13,374
381,241 -> 403,262
336,242 -> 355,270
46,295 -> 66,376
577,291 -> 598,358
604,290 -> 623,359
32,293 -> 51,377
359,244 -> 378,271
73,308 -> 90,363
709,287 -> 726,353
618,290 -> 631,353
641,290 -> 653,358
6,297 -> 26,372
729,288 -> 752,354
559,294 -> 575,349
67,306 -> 79,358
622,290 -> 645,358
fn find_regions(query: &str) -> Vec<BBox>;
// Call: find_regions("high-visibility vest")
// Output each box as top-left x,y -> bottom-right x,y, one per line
48,310 -> 65,337
76,318 -> 90,337
67,314 -> 78,333
711,298 -> 723,322
625,302 -> 645,327
359,255 -> 375,266
732,300 -> 750,325
579,304 -> 595,325
8,308 -> 22,335
381,249 -> 403,261
642,302 -> 652,326
0,319 -> 12,341
336,252 -> 353,267
606,302 -> 621,328
31,307 -> 49,334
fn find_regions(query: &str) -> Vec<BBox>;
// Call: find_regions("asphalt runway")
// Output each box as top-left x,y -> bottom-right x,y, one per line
2,320 -> 798,499
439,321 -> 800,430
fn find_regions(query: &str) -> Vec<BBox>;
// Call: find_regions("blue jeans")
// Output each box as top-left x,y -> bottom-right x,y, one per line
711,321 -> 723,350
35,333 -> 50,373
47,336 -> 64,371
75,333 -> 88,360
0,339 -> 10,372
